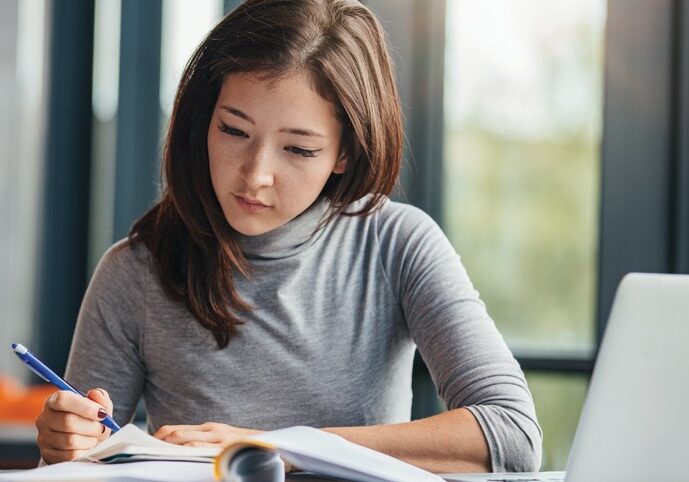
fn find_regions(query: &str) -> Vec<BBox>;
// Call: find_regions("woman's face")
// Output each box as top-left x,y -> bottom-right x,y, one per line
207,71 -> 346,236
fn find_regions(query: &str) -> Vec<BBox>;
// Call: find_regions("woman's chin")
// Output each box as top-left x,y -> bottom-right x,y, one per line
227,216 -> 284,237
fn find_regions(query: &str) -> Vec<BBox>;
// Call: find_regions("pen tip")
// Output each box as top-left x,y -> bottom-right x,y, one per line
11,343 -> 17,350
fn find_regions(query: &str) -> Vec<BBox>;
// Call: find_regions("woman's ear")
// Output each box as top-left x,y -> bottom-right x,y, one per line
332,153 -> 347,174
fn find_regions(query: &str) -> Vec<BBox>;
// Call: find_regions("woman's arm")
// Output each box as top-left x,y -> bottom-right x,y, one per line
324,407 -> 490,473
63,241 -> 148,426
376,203 -> 542,472
37,241 -> 148,462
154,408 -> 489,473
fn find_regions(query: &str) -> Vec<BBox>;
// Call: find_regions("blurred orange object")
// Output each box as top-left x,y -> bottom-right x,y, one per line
0,376 -> 57,423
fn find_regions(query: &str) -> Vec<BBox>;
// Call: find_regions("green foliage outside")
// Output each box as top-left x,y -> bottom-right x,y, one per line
441,2 -> 605,468
444,127 -> 599,354
526,372 -> 589,470
443,127 -> 598,470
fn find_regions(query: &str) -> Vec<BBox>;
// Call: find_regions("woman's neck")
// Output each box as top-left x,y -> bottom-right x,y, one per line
235,197 -> 330,259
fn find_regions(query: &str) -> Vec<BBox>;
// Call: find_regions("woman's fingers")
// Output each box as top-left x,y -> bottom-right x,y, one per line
40,447 -> 90,464
183,441 -> 216,447
39,411 -> 104,437
155,424 -> 203,438
157,428 -> 223,445
154,422 -> 262,446
154,424 -> 216,440
86,388 -> 114,414
86,388 -> 113,440
46,390 -> 107,421
38,430 -> 101,451
36,388 -> 115,464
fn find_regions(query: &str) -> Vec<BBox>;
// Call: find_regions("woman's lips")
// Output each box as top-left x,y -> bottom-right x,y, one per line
234,194 -> 270,213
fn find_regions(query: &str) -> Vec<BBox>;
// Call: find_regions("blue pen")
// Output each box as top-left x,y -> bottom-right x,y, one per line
11,343 -> 120,433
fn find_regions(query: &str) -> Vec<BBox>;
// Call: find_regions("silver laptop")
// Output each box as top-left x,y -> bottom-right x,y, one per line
442,273 -> 689,482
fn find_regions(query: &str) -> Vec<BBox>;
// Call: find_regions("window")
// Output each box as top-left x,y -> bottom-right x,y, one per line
0,0 -> 48,381
159,0 -> 223,120
443,0 -> 606,468
444,0 -> 606,355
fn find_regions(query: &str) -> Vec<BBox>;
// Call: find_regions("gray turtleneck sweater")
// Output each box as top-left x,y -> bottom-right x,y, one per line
64,196 -> 542,472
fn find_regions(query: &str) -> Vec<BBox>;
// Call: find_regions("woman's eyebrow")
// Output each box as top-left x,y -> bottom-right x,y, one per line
221,106 -> 254,123
220,105 -> 326,138
278,127 -> 326,138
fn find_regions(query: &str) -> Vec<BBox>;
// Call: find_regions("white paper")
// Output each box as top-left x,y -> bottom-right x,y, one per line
439,472 -> 566,482
242,426 -> 444,482
77,424 -> 219,462
0,461 -> 215,481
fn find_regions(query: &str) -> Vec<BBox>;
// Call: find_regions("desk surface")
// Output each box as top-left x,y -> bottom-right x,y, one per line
0,424 -> 36,443
0,471 -> 568,482
0,424 -> 39,470
0,469 -> 567,482
0,468 -> 338,481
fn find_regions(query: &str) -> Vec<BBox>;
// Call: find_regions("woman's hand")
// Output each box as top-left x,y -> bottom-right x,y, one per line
155,423 -> 296,472
35,388 -> 114,464
154,422 -> 296,472
153,422 -> 261,447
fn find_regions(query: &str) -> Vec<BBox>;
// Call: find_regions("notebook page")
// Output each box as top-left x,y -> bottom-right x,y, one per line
245,426 -> 444,482
0,461 -> 215,481
77,424 -> 219,462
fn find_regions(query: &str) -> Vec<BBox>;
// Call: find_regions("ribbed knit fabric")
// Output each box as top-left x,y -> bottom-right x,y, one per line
65,196 -> 542,471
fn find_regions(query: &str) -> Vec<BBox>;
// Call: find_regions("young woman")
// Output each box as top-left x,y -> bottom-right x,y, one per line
35,0 -> 542,473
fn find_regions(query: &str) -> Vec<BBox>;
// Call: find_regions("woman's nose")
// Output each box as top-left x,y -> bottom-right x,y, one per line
240,145 -> 274,190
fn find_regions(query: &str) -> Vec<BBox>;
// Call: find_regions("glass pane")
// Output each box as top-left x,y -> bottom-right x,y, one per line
158,0 -> 224,180
525,372 -> 588,471
443,0 -> 606,355
159,0 -> 224,118
0,0 -> 48,381
89,0 -> 121,270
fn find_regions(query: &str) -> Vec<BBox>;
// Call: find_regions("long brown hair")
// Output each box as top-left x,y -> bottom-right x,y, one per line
129,0 -> 403,348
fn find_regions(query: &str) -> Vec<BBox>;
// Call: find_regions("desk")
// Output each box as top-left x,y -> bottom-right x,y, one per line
0,468 -> 339,481
0,470 -> 572,482
0,459 -> 565,482
0,424 -> 39,469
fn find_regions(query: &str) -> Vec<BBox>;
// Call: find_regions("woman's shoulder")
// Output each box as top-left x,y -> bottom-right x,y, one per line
345,195 -> 441,241
345,194 -> 435,225
94,237 -> 153,282
345,196 -> 458,295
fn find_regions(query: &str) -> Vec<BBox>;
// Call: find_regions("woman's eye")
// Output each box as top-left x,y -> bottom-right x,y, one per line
285,146 -> 319,158
219,123 -> 248,138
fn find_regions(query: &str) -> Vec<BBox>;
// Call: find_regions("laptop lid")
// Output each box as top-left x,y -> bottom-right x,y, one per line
565,273 -> 689,482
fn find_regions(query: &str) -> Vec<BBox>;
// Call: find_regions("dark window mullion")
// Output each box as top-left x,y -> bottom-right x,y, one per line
36,0 -> 96,375
673,0 -> 689,274
516,356 -> 595,375
596,0 -> 676,344
112,0 -> 162,242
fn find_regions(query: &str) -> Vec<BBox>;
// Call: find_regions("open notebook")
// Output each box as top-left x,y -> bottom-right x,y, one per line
74,423 -> 442,482
76,424 -> 220,463
214,425 -> 443,482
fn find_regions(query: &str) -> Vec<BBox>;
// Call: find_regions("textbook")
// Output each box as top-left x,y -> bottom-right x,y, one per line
76,424 -> 220,463
77,424 -> 443,482
214,425 -> 444,482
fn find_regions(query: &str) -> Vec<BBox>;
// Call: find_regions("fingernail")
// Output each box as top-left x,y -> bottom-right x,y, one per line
97,408 -> 108,420
96,388 -> 107,397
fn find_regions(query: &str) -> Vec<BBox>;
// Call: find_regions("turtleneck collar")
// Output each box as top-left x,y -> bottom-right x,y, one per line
235,197 -> 331,260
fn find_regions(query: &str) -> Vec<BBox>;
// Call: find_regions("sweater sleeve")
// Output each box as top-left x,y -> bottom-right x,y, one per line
376,202 -> 543,472
63,240 -> 147,427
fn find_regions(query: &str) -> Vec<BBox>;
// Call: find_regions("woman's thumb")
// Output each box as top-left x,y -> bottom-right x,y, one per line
87,387 -> 114,415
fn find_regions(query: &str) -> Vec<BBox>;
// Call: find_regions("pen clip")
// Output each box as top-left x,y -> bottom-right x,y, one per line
22,360 -> 51,383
